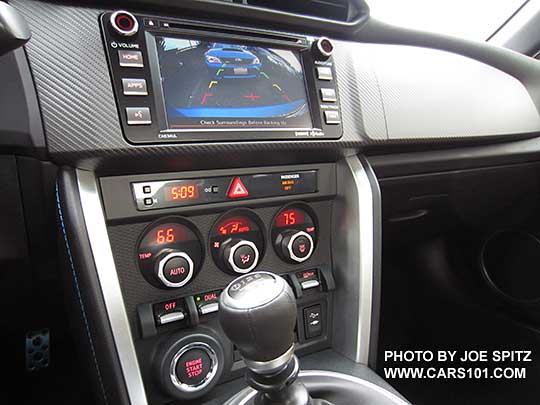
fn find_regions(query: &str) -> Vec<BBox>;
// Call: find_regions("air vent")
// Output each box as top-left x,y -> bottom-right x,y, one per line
246,0 -> 356,22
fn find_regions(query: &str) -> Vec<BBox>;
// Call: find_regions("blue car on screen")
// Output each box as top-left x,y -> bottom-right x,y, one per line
205,43 -> 262,79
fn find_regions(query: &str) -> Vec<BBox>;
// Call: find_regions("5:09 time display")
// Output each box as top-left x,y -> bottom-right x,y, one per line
165,184 -> 199,201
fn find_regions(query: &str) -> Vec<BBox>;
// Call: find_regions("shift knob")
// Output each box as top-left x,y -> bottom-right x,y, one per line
219,272 -> 297,373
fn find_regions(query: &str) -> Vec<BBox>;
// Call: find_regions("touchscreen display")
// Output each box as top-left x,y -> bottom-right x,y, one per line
156,36 -> 313,130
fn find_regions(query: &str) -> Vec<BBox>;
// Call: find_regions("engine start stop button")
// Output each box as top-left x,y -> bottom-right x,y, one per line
175,347 -> 212,387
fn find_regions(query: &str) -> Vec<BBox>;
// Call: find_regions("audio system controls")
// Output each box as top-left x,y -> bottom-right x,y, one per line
109,10 -> 139,37
210,210 -> 264,274
101,11 -> 343,144
137,218 -> 203,289
272,204 -> 317,263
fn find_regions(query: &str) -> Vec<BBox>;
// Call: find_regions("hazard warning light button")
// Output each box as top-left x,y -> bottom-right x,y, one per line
227,177 -> 249,199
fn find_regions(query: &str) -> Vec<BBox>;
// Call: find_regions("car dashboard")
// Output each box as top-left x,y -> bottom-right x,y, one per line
1,0 -> 540,404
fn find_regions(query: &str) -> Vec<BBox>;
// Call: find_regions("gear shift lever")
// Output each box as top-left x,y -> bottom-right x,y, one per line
219,272 -> 312,405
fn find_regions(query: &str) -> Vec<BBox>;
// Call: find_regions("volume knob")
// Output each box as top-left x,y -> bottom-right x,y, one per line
110,10 -> 139,37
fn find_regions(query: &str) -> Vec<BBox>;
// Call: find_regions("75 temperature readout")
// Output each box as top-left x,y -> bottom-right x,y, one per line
165,184 -> 199,201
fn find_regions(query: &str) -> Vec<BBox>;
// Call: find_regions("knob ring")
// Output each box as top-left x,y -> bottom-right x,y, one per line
316,37 -> 334,58
110,10 -> 139,37
244,344 -> 295,375
157,252 -> 194,288
287,231 -> 314,263
227,240 -> 260,274
169,342 -> 219,393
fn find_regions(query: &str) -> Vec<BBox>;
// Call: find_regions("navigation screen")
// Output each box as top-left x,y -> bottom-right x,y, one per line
156,36 -> 313,130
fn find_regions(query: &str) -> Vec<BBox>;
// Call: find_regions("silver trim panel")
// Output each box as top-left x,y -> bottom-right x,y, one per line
331,156 -> 374,364
76,169 -> 148,405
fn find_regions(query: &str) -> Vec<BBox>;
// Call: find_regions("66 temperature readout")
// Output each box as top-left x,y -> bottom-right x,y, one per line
165,184 -> 199,201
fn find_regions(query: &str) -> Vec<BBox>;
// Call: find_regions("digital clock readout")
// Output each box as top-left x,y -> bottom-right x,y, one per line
165,184 -> 199,201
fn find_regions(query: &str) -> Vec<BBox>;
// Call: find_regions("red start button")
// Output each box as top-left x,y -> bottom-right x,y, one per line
175,348 -> 212,386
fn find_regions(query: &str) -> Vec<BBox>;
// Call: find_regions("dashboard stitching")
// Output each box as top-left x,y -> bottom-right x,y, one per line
55,183 -> 109,405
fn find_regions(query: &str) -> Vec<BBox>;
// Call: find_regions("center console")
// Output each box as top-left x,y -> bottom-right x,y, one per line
99,163 -> 337,402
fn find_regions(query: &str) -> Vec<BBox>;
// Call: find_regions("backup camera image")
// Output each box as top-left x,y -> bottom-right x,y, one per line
156,36 -> 313,130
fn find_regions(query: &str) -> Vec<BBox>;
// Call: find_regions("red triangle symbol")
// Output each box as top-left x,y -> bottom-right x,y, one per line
227,177 -> 249,198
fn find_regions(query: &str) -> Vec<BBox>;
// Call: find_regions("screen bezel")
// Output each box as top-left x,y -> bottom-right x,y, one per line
145,30 -> 322,139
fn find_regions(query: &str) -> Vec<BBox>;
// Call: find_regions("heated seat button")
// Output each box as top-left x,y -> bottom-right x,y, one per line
304,304 -> 323,339
175,348 -> 212,386
163,256 -> 191,284
233,244 -> 257,271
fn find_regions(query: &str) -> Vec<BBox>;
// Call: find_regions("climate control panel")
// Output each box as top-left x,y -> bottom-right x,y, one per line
135,205 -> 319,290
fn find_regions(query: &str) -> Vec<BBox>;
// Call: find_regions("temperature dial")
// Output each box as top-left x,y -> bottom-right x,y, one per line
272,204 -> 317,263
210,210 -> 264,275
137,218 -> 203,289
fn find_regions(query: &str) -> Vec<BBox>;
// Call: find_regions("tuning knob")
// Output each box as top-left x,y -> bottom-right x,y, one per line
313,37 -> 334,60
221,239 -> 260,274
110,10 -> 139,37
276,231 -> 314,263
155,251 -> 194,288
